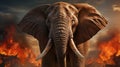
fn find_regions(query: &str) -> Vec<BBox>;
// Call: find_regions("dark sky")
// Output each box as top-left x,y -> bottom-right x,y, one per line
0,0 -> 120,24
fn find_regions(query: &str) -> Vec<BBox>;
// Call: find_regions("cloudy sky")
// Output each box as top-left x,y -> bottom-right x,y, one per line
0,0 -> 120,23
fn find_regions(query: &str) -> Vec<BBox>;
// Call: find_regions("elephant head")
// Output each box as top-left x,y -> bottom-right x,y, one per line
18,2 -> 107,67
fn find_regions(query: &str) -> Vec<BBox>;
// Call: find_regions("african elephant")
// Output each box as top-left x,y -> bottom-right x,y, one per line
18,2 -> 107,67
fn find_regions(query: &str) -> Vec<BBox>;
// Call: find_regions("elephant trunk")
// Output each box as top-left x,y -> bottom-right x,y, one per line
52,20 -> 69,67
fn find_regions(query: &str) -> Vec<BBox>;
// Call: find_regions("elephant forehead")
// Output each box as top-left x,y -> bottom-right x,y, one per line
53,2 -> 70,6
47,2 -> 78,18
53,2 -> 78,12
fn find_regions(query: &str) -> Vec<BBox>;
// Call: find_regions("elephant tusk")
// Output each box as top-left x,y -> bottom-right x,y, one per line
70,39 -> 84,59
36,39 -> 52,61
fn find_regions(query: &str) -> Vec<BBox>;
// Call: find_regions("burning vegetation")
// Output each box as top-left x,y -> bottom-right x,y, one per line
0,25 -> 41,67
97,32 -> 120,66
86,30 -> 120,67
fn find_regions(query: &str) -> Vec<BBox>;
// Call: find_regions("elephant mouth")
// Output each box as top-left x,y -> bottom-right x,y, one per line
36,38 -> 84,60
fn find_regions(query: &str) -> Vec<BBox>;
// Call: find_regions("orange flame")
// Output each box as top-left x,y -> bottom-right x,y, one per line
97,33 -> 120,64
0,25 -> 41,67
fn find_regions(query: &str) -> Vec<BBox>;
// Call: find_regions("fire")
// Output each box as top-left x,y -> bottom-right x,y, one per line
97,33 -> 120,64
0,25 -> 41,67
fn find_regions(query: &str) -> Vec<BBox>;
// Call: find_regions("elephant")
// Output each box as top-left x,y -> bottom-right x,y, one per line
18,2 -> 107,67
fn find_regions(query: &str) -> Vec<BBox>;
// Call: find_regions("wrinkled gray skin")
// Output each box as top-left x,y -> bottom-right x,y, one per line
18,2 -> 107,67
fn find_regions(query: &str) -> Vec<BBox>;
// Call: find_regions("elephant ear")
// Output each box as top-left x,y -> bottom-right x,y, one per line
73,3 -> 108,44
18,4 -> 50,46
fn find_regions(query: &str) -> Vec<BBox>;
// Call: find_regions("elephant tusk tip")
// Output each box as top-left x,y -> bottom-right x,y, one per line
35,56 -> 42,61
70,39 -> 85,59
81,55 -> 85,59
78,53 -> 85,59
35,39 -> 52,61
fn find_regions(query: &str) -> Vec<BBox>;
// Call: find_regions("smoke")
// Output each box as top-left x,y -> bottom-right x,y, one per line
112,4 -> 120,12
0,12 -> 17,26
85,0 -> 105,6
14,33 -> 40,56
0,12 -> 16,41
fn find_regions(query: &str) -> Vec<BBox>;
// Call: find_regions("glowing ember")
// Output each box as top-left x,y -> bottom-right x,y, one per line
97,33 -> 120,64
0,25 -> 41,67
